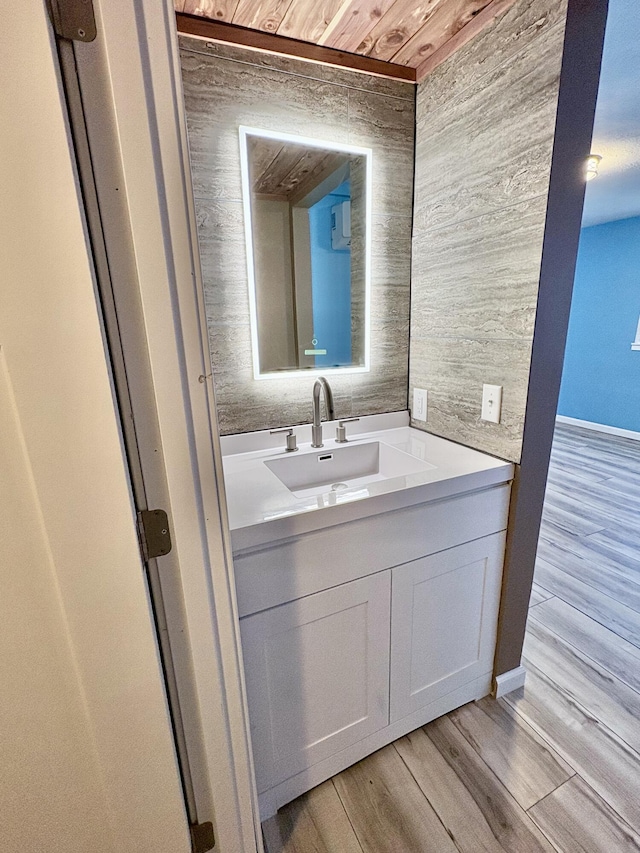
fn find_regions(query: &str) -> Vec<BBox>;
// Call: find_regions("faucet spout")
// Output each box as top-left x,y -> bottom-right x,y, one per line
311,377 -> 335,448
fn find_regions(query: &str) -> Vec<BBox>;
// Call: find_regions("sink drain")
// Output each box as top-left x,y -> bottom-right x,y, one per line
331,482 -> 349,491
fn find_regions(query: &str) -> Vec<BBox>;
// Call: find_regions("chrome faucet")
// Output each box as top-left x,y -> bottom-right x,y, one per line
311,377 -> 335,448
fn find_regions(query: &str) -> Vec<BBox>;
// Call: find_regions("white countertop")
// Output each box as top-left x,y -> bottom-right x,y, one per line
222,413 -> 514,552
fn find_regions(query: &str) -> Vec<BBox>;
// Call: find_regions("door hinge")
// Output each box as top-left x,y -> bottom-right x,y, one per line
190,821 -> 215,853
48,0 -> 97,42
137,509 -> 173,561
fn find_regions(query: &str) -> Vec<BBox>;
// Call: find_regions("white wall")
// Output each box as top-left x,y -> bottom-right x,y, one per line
0,4 -> 189,851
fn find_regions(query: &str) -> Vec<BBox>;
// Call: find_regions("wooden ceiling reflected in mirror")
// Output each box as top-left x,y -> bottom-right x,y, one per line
248,137 -> 349,204
175,0 -> 518,82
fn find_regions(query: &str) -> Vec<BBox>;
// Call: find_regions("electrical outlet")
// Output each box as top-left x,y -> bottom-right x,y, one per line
413,388 -> 427,422
481,384 -> 502,424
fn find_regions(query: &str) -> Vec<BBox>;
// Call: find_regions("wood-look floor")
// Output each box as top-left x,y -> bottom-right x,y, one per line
263,423 -> 640,853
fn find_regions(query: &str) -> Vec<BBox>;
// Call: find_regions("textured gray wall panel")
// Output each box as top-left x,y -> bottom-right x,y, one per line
180,39 -> 414,434
409,0 -> 568,463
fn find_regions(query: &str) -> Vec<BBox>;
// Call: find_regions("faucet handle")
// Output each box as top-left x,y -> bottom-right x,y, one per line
269,427 -> 298,452
335,418 -> 360,443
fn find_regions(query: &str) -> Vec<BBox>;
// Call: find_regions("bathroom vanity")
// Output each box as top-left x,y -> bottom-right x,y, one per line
222,413 -> 513,818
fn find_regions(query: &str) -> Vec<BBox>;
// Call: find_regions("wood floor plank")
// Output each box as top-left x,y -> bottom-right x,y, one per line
396,718 -> 556,852
530,597 -> 640,696
547,480 -> 640,531
547,458 -> 610,483
538,524 -> 640,584
582,467 -> 640,498
537,518 -> 590,556
529,586 -> 548,608
531,582 -> 554,603
332,744 -> 459,853
544,484 -> 628,523
565,469 -> 640,510
396,727 -> 513,853
523,619 -> 640,756
575,465 -> 640,493
560,427 -> 640,458
540,502 -> 607,537
262,780 -> 363,853
548,461 -> 633,490
533,558 -> 640,649
529,775 -> 640,853
549,427 -> 587,446
589,525 -> 640,567
551,443 -> 640,477
536,538 -> 640,612
549,448 -> 623,481
544,484 -> 625,528
561,439 -> 640,468
546,466 -> 609,490
503,666 -> 640,834
448,699 -> 573,810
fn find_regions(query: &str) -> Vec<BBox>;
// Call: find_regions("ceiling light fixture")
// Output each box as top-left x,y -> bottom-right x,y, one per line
586,154 -> 602,181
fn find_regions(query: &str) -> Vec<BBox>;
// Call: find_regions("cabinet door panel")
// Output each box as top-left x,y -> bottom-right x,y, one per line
390,533 -> 505,722
241,572 -> 390,792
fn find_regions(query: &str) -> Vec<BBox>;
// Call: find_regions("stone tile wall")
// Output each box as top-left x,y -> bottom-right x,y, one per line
409,0 -> 568,463
179,38 -> 415,435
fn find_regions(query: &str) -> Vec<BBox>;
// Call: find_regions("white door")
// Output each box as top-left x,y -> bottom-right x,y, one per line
241,572 -> 391,792
0,5 -> 190,852
57,1 -> 264,849
390,533 -> 506,723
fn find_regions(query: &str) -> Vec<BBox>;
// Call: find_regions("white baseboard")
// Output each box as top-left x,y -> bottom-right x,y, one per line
556,415 -> 640,442
494,665 -> 527,698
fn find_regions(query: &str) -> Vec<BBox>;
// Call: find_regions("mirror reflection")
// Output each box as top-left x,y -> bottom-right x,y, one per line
240,128 -> 370,377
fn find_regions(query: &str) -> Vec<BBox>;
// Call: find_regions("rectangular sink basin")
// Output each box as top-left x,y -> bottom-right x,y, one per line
264,441 -> 436,498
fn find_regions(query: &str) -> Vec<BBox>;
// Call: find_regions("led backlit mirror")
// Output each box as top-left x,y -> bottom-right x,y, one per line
240,127 -> 371,378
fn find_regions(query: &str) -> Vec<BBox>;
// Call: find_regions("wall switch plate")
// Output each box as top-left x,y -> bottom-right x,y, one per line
481,384 -> 502,424
413,388 -> 427,422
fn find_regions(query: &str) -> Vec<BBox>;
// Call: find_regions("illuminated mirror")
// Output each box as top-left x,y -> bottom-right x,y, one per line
239,127 -> 371,379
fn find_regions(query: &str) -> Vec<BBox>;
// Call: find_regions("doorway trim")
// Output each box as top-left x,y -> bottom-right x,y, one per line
72,0 -> 263,849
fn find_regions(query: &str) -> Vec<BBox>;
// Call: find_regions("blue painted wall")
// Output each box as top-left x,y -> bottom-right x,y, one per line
308,181 -> 351,367
558,215 -> 640,430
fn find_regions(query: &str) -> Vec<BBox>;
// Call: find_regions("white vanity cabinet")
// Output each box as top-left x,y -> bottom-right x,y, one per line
234,483 -> 511,819
240,572 -> 390,793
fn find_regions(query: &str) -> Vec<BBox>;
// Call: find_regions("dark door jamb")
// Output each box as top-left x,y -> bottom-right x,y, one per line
494,0 -> 610,677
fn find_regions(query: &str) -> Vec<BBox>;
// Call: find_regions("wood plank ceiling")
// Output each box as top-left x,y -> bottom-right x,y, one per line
175,0 -> 518,82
